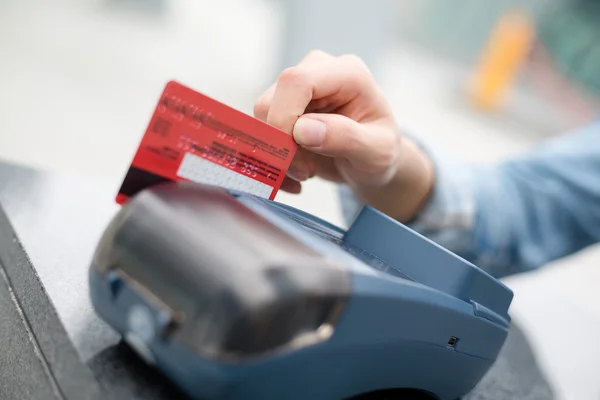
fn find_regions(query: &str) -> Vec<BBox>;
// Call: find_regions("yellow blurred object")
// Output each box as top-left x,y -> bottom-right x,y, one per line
469,11 -> 535,111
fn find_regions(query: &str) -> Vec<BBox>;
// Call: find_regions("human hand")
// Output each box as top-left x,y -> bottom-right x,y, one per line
254,51 -> 434,222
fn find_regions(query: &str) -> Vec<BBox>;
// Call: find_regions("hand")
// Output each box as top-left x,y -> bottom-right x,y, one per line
254,51 -> 434,222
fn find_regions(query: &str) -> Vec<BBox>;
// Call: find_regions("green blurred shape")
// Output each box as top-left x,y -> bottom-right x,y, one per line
537,1 -> 600,98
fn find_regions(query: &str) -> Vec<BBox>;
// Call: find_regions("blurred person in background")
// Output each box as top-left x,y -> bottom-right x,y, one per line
253,49 -> 600,280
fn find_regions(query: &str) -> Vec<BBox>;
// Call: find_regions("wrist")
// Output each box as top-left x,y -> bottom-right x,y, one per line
354,136 -> 435,223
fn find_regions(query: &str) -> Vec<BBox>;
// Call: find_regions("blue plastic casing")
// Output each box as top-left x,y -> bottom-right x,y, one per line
89,183 -> 513,400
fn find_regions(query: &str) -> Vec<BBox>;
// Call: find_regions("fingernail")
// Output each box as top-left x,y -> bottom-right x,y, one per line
287,169 -> 309,182
293,117 -> 326,147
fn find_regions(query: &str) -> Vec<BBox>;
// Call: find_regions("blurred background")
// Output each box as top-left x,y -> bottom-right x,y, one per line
1,0 -> 600,398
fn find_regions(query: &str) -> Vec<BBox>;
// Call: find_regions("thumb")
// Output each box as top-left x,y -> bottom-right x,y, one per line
292,113 -> 390,170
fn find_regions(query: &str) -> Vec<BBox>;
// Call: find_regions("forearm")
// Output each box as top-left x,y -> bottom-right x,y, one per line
468,137 -> 600,277
340,122 -> 600,279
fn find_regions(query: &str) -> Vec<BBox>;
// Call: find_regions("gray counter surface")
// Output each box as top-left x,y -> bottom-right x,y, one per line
0,160 -> 554,399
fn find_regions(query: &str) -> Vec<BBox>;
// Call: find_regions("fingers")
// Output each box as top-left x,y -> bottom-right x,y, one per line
252,51 -> 383,188
279,176 -> 302,194
254,50 -> 334,123
266,55 -> 376,134
254,84 -> 314,178
287,147 -> 317,182
292,113 -> 399,173
253,82 -> 275,122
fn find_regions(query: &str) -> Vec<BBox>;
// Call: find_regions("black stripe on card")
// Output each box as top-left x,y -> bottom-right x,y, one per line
118,167 -> 174,198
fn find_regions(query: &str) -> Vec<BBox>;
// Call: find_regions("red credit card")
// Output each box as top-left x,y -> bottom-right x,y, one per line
116,81 -> 297,205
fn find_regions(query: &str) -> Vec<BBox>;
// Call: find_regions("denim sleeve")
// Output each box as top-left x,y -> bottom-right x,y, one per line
338,122 -> 600,279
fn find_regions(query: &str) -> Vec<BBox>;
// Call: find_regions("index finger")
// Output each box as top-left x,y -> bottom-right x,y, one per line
266,56 -> 376,134
254,50 -> 334,123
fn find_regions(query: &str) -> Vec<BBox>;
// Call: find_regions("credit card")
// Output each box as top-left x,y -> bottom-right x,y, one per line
116,81 -> 298,205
